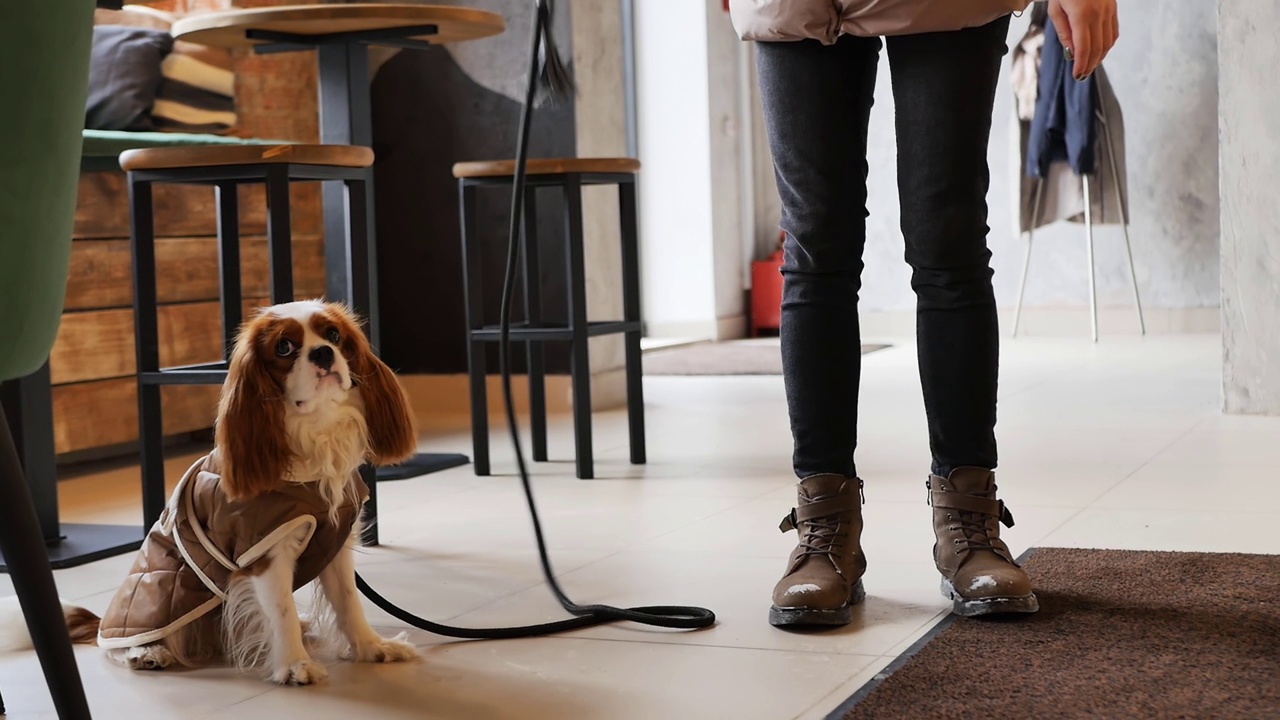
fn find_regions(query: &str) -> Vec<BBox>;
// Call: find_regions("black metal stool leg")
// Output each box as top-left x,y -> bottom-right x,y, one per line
128,176 -> 166,529
264,165 -> 294,304
345,176 -> 379,546
522,185 -> 548,463
563,177 -> 593,480
0,406 -> 92,720
618,180 -> 646,465
215,182 -> 242,358
459,182 -> 490,476
342,177 -> 373,322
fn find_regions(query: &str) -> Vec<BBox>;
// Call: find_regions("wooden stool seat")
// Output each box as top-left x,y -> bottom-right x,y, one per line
452,157 -> 640,179
120,144 -> 374,172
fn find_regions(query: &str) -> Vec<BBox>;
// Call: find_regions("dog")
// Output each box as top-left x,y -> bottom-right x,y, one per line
6,300 -> 420,685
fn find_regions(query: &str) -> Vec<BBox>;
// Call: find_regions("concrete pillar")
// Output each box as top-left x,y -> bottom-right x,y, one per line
569,0 -> 629,408
634,0 -> 748,341
1219,2 -> 1280,415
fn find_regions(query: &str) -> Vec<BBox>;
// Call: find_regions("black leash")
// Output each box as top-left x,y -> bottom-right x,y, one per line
354,0 -> 716,640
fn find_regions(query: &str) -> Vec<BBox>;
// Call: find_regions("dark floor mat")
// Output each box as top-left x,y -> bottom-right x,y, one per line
831,547 -> 1280,720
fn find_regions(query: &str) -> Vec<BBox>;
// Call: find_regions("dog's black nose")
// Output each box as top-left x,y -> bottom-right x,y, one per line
309,345 -> 335,371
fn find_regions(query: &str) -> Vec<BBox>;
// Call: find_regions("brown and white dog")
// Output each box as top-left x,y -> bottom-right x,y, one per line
2,300 -> 420,685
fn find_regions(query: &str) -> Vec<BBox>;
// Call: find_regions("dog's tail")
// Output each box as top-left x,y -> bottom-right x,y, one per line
0,595 -> 100,652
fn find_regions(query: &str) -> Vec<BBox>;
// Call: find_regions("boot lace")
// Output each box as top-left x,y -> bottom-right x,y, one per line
798,514 -> 846,558
950,511 -> 998,555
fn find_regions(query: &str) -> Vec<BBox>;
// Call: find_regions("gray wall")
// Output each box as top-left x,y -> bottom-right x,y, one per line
1220,1 -> 1280,415
750,1 -> 1219,315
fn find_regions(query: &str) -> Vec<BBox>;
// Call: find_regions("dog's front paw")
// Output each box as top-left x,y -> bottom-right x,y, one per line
272,659 -> 328,686
346,632 -> 418,663
121,645 -> 175,671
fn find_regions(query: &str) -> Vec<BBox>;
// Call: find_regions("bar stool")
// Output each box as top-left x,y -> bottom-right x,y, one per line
453,157 -> 646,480
123,143 -> 379,536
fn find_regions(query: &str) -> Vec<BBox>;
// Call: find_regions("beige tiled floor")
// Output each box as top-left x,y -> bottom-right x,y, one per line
3,334 -> 1278,719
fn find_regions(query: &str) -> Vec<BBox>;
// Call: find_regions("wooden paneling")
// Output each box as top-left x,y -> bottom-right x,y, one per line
49,298 -> 277,385
53,0 -> 326,460
52,380 -> 220,456
73,173 -> 321,239
64,234 -> 324,311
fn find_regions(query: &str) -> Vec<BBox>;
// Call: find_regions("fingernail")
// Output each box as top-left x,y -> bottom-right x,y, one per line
1063,46 -> 1074,61
1074,71 -> 1091,82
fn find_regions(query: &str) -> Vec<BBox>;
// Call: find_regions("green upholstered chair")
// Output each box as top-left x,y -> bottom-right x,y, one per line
0,1 -> 98,717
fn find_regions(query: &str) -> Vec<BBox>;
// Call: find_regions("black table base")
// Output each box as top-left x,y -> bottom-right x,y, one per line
0,524 -> 143,572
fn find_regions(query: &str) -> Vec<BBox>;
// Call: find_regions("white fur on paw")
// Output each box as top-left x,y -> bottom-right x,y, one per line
273,659 -> 328,686
124,646 -> 175,671
346,632 -> 418,663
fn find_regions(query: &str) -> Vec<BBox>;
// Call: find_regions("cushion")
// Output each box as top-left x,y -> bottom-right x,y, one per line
92,4 -> 239,135
152,40 -> 237,134
80,129 -> 291,172
81,129 -> 286,158
85,25 -> 173,131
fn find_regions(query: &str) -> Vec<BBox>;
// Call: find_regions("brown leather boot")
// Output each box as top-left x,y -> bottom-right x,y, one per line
769,474 -> 866,627
929,467 -> 1038,617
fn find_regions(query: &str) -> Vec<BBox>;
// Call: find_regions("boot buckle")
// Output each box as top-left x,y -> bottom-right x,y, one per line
778,508 -> 798,533
999,500 -> 1015,528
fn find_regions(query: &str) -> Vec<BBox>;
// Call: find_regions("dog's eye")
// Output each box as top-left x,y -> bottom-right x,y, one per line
325,328 -> 341,345
275,339 -> 296,357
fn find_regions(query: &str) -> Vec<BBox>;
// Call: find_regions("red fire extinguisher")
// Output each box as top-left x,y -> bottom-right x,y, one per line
749,231 -> 785,337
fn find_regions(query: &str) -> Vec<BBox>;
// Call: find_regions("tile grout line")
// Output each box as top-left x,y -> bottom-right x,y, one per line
1080,414 -> 1214,513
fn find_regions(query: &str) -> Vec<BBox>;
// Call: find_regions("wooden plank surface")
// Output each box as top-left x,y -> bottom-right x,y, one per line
64,234 -> 324,311
52,379 -> 220,455
74,173 -> 322,239
50,298 -> 273,385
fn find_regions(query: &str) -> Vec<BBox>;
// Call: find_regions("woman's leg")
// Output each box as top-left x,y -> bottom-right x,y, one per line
886,16 -> 1038,616
758,34 -> 880,480
756,34 -> 880,627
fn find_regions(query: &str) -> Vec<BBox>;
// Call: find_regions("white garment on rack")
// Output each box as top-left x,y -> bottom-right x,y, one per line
1008,30 -> 1129,236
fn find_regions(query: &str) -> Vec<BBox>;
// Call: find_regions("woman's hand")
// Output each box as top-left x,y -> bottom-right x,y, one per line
1047,0 -> 1119,80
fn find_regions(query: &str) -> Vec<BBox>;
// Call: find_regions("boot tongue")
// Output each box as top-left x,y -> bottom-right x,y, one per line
942,467 -> 995,495
934,467 -> 999,555
798,473 -> 849,501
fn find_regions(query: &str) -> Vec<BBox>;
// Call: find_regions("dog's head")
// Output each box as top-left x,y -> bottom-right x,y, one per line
214,300 -> 417,500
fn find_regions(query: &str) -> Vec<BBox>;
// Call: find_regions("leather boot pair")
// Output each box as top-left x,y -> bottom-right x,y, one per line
769,468 -> 1036,627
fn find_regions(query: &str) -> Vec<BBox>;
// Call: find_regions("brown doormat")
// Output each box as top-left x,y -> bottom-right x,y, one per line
831,548 -> 1280,720
643,340 -> 889,376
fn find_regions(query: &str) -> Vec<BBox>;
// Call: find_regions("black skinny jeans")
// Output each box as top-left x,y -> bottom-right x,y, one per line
756,15 -> 1011,480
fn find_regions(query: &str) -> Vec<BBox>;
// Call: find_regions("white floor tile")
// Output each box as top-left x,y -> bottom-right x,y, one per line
5,333 -> 1269,720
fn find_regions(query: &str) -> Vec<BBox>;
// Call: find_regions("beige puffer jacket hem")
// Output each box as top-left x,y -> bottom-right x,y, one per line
728,0 -> 1035,44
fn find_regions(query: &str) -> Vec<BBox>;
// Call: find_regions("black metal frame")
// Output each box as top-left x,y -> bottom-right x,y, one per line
129,161 -> 383,545
0,369 -> 147,573
238,19 -> 467,484
459,171 -> 646,480
0,405 -> 92,719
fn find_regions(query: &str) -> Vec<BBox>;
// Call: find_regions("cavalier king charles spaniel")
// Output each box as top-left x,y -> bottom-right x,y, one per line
4,300 -> 422,685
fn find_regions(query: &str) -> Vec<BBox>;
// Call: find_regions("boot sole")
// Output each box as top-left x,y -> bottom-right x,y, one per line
768,580 -> 866,627
940,577 -> 1039,617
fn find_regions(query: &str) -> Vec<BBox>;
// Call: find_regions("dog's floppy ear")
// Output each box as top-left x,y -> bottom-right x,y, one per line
215,316 -> 293,500
335,307 -> 417,466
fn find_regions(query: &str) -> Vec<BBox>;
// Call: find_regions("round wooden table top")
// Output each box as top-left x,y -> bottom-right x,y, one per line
171,3 -> 504,49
